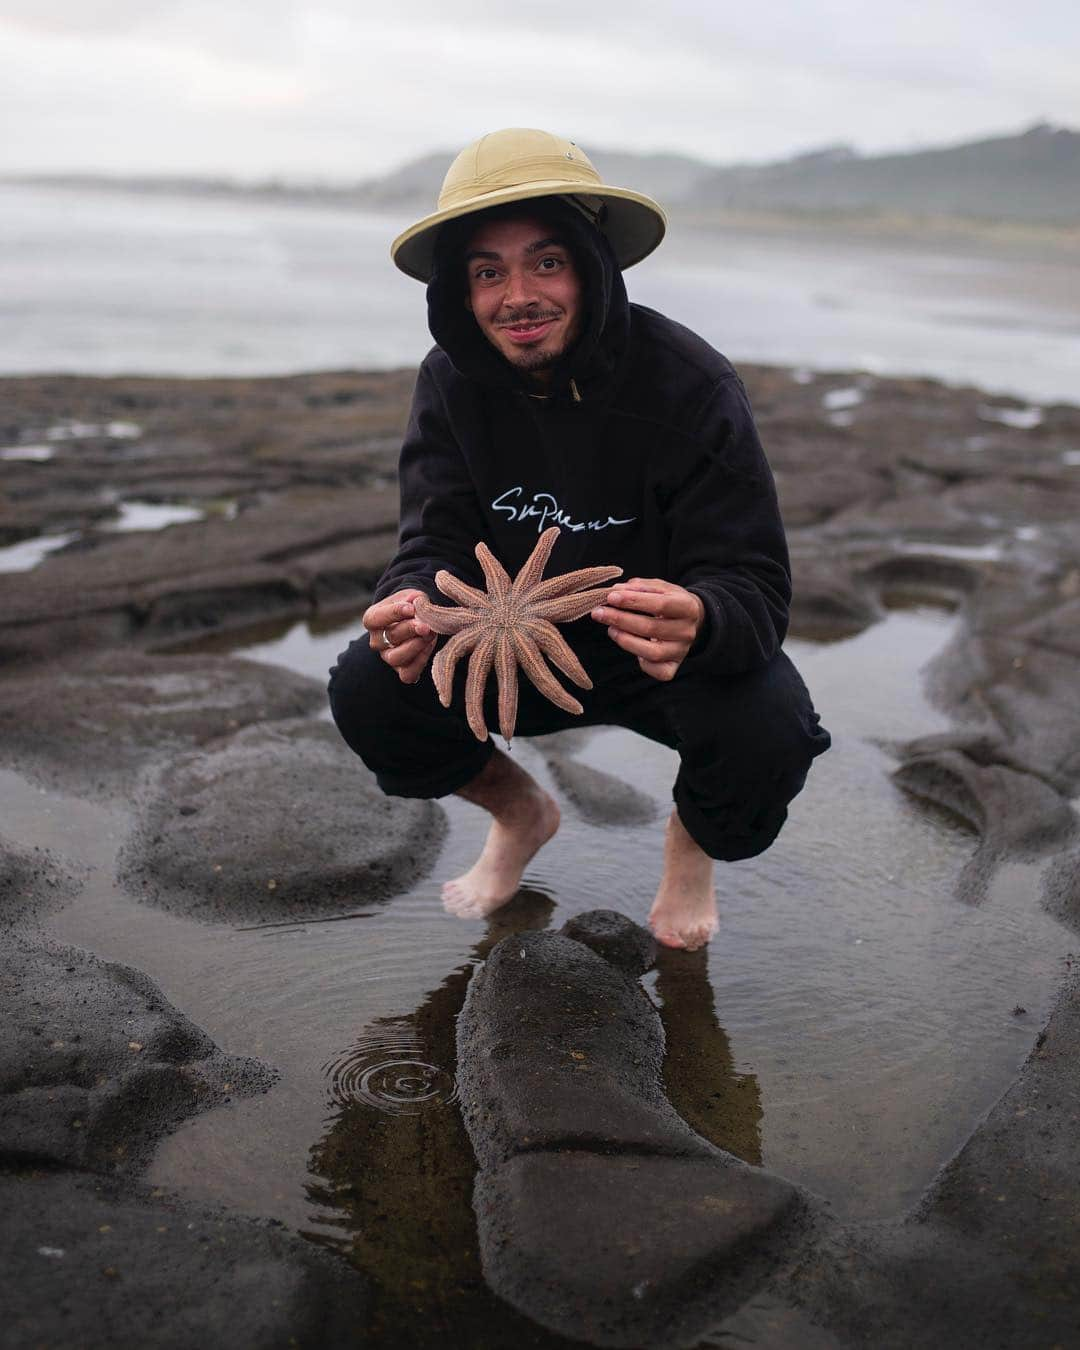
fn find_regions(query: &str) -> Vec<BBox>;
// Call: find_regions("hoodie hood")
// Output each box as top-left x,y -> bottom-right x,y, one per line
425,196 -> 631,401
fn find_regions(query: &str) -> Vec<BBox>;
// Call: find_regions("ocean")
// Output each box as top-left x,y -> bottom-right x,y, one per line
2,182 -> 1078,403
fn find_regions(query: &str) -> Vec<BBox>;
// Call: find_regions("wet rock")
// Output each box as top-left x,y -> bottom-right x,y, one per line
457,929 -> 806,1347
789,975 -> 1080,1348
0,488 -> 398,663
0,934 -> 274,1174
2,1170 -> 369,1350
774,463 -> 886,527
0,650 -> 325,795
1041,847 -> 1080,934
474,1152 -> 806,1350
787,553 -> 881,638
118,719 -> 446,922
0,835 -> 80,928
893,748 -> 1075,856
560,909 -> 657,976
458,931 -> 705,1164
544,753 -> 658,827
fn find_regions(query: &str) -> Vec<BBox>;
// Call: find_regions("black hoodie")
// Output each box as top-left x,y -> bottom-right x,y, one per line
374,198 -> 791,676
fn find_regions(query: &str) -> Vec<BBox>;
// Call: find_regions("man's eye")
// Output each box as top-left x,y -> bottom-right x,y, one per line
475,268 -> 498,281
538,256 -> 562,271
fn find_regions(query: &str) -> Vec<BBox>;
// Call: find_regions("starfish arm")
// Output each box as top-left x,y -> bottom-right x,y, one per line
511,525 -> 560,595
430,628 -> 479,707
522,618 -> 593,690
511,629 -> 584,717
435,569 -> 489,609
475,542 -> 512,607
523,564 -> 623,607
494,631 -> 519,744
412,595 -> 476,635
464,633 -> 496,742
532,586 -> 622,624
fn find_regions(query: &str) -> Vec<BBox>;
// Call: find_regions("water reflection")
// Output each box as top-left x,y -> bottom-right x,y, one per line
655,947 -> 763,1166
303,893 -> 761,1346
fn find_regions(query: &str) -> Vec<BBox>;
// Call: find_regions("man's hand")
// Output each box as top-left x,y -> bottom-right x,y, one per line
362,589 -> 437,685
591,578 -> 706,681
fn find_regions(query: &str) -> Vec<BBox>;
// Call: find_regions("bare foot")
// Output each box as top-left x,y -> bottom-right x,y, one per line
648,809 -> 718,951
443,751 -> 560,920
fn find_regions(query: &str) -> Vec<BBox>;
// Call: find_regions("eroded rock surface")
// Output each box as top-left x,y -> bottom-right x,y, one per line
893,740 -> 1076,900
2,1170 -> 369,1350
543,753 -> 658,827
0,369 -> 412,663
786,974 -> 1080,1349
0,650 -> 325,795
0,935 -> 274,1174
118,719 -> 447,922
457,914 -> 807,1348
1,834 -> 80,928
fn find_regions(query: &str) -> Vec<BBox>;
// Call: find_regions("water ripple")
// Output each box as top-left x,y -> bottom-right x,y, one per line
322,1024 -> 457,1115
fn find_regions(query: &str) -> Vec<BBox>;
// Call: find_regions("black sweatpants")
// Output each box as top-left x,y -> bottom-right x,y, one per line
328,631 -> 830,862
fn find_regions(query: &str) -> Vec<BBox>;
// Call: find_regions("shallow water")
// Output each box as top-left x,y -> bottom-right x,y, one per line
3,182 -> 1079,402
10,601 -> 1074,1342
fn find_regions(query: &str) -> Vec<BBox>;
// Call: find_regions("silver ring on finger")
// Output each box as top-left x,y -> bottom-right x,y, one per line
381,627 -> 395,649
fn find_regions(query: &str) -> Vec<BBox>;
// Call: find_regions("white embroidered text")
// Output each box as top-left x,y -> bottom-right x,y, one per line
491,487 -> 636,534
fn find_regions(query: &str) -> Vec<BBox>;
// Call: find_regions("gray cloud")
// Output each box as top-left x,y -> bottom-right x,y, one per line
1,1 -> 1077,178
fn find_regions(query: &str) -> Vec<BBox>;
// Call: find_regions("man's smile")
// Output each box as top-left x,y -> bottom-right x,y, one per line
500,317 -> 559,344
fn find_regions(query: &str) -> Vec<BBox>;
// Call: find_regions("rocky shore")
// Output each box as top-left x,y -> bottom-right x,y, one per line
2,363 -> 1079,1347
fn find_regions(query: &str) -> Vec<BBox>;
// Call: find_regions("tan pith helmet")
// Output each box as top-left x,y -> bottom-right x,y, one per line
391,127 -> 667,282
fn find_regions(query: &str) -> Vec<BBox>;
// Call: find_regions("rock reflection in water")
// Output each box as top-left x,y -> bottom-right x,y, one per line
304,893 -> 763,1347
654,947 -> 764,1166
304,892 -> 586,1348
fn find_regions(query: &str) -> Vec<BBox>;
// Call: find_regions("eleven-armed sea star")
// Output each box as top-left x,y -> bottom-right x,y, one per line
412,526 -> 622,744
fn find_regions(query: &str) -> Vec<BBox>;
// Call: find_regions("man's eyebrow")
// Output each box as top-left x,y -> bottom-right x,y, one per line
525,236 -> 567,254
463,237 -> 569,264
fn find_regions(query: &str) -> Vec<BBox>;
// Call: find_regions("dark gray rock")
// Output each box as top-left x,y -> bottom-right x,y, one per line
474,1152 -> 805,1350
893,748 -> 1075,856
0,650 -> 325,795
893,745 -> 1076,903
1042,846 -> 1080,933
458,931 -> 708,1165
0,935 -> 274,1174
788,976 -> 1080,1348
560,909 -> 657,976
786,553 -> 881,639
543,754 -> 658,827
457,929 -> 807,1347
1,835 -> 80,928
1,1170 -> 368,1350
117,719 -> 446,923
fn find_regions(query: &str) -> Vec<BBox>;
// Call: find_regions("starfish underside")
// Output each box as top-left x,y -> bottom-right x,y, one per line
412,525 -> 622,744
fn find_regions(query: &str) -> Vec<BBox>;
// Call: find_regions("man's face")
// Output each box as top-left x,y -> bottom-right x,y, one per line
463,213 -> 583,385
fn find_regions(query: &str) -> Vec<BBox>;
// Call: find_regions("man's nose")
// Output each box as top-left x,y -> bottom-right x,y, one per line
502,267 -> 538,309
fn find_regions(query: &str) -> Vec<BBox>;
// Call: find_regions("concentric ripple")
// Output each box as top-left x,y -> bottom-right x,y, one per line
322,1022 -> 458,1115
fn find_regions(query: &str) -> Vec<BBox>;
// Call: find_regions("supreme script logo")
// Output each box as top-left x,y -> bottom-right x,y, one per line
491,486 -> 636,535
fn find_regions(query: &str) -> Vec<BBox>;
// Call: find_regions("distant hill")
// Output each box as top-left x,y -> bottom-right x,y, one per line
343,145 -> 723,212
9,123 -> 1078,227
686,122 -> 1080,224
346,122 -> 1079,226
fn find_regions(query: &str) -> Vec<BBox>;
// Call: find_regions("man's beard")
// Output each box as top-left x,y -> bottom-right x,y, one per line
507,343 -> 565,373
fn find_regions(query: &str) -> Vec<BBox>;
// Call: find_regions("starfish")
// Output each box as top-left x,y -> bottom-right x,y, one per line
412,526 -> 622,744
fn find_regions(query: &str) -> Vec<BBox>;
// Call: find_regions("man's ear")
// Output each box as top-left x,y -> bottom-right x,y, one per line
463,293 -> 473,313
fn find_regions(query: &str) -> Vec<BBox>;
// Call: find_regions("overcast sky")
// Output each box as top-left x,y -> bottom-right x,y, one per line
2,0 -> 1078,181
